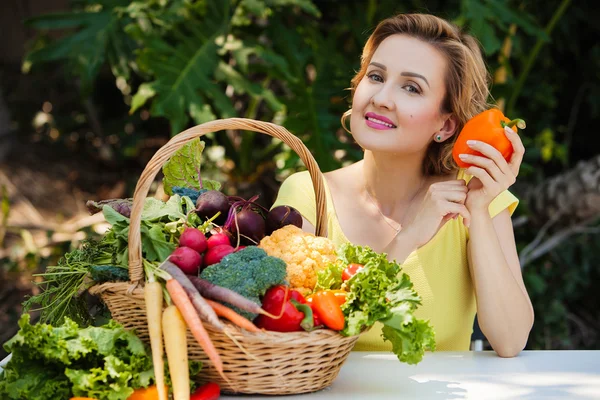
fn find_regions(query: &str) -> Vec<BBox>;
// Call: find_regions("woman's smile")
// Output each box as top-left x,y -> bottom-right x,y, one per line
365,112 -> 397,130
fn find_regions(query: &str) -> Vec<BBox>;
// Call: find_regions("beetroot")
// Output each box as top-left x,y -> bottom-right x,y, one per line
196,190 -> 230,223
169,246 -> 203,275
207,232 -> 232,249
204,244 -> 235,267
266,205 -> 302,234
229,208 -> 266,244
224,195 -> 267,245
179,227 -> 208,253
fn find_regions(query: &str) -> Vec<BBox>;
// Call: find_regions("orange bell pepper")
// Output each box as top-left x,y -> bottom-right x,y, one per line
127,385 -> 168,400
311,290 -> 345,331
452,108 -> 526,168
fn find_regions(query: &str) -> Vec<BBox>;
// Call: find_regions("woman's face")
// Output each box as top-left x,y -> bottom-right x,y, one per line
350,34 -> 451,154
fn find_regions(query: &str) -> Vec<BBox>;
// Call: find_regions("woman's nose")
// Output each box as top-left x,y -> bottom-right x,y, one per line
371,85 -> 395,110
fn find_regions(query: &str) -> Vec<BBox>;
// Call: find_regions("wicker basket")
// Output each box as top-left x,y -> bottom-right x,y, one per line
90,118 -> 360,395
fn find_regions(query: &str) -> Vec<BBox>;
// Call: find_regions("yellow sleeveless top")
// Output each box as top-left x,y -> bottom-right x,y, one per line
271,169 -> 519,351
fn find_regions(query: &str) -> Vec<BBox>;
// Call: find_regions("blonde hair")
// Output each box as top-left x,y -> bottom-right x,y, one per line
342,13 -> 491,175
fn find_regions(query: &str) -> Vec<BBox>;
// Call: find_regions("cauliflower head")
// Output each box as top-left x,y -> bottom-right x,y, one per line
258,225 -> 338,294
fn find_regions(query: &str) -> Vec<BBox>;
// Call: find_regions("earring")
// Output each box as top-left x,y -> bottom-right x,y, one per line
435,134 -> 442,142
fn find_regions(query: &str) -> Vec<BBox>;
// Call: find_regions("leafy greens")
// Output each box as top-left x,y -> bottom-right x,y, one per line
0,315 -> 154,400
336,243 -> 436,365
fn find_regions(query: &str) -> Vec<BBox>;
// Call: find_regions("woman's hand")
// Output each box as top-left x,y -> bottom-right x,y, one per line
403,180 -> 470,248
459,126 -> 525,213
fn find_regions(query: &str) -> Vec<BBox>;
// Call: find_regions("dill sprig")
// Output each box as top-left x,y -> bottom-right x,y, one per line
22,239 -> 116,326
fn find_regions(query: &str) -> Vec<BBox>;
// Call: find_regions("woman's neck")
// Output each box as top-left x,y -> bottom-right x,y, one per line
361,150 -> 427,216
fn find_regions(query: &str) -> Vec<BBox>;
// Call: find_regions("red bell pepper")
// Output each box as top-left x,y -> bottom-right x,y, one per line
191,382 -> 220,400
254,285 -> 309,332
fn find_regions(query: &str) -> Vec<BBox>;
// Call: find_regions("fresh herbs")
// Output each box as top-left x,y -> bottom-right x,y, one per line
23,193 -> 215,326
22,239 -> 116,326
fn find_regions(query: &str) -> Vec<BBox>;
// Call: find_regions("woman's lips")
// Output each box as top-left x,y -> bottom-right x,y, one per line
364,112 -> 396,130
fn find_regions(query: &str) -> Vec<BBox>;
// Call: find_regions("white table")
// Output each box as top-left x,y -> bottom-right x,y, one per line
2,351 -> 599,399
221,351 -> 600,399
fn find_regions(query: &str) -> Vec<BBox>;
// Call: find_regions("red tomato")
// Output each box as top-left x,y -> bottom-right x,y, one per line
342,263 -> 364,281
191,382 -> 221,400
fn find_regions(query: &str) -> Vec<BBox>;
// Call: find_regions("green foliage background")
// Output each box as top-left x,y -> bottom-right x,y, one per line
5,0 -> 600,350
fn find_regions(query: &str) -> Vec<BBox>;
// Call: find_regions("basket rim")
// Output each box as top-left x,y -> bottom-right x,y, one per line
125,118 -> 328,283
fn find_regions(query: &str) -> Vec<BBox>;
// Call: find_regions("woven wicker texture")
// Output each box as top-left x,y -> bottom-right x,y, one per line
90,118 -> 359,394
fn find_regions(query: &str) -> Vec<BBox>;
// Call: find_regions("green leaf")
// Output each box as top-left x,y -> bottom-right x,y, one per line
103,205 -> 129,226
24,6 -> 135,95
132,1 -> 232,134
129,82 -> 157,114
215,62 -> 284,111
141,222 -> 176,262
141,195 -> 186,221
162,138 -> 221,195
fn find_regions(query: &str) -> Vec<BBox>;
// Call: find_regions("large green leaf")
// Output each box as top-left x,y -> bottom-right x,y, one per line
23,0 -> 135,93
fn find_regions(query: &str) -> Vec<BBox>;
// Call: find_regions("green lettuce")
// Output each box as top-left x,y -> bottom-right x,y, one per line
337,243 -> 436,365
0,315 -> 154,400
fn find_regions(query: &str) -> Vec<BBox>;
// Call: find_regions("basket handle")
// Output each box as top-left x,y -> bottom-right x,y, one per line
127,118 -> 328,282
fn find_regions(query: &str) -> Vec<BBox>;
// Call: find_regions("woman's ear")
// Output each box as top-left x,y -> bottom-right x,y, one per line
437,114 -> 459,141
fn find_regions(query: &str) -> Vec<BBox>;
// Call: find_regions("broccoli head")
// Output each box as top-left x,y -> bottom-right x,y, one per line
199,246 -> 287,319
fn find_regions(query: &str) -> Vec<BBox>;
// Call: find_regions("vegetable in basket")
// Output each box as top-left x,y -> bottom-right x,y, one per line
254,285 -> 313,332
258,225 -> 338,295
314,244 -> 436,365
199,246 -> 287,320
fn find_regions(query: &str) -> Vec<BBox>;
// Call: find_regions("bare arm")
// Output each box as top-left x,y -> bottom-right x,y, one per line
467,208 -> 534,357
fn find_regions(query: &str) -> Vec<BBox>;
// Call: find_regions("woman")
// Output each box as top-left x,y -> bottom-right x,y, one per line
272,13 -> 534,357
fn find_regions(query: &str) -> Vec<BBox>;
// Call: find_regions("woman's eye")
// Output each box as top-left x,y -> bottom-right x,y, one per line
367,73 -> 384,83
404,84 -> 421,94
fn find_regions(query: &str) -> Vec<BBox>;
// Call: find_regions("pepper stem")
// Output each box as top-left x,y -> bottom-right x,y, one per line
502,118 -> 527,129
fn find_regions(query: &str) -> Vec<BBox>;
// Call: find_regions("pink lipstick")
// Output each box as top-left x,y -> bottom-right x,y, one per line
365,112 -> 396,130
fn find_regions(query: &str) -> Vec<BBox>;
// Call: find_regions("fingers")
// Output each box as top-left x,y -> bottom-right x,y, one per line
464,139 -> 512,176
466,166 -> 496,189
503,126 -> 525,176
445,202 -> 471,227
460,153 -> 504,182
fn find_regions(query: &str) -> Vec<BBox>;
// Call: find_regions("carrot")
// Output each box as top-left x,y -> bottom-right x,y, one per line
205,299 -> 261,333
187,275 -> 279,318
162,304 -> 189,400
144,281 -> 168,400
161,261 -> 223,329
166,278 -> 225,378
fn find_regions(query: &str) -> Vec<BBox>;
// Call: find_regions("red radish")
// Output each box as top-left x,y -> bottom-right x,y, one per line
179,227 -> 208,253
207,232 -> 232,249
204,244 -> 234,267
234,245 -> 246,252
191,382 -> 220,400
169,246 -> 202,275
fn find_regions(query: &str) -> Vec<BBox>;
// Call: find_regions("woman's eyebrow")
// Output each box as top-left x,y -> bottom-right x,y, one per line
401,72 -> 430,88
368,62 -> 430,88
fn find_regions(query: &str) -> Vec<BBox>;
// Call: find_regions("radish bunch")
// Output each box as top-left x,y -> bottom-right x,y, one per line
170,228 -> 236,275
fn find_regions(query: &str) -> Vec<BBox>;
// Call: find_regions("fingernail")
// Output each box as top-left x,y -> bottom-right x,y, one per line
466,140 -> 477,146
459,154 -> 468,159
505,126 -> 513,133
